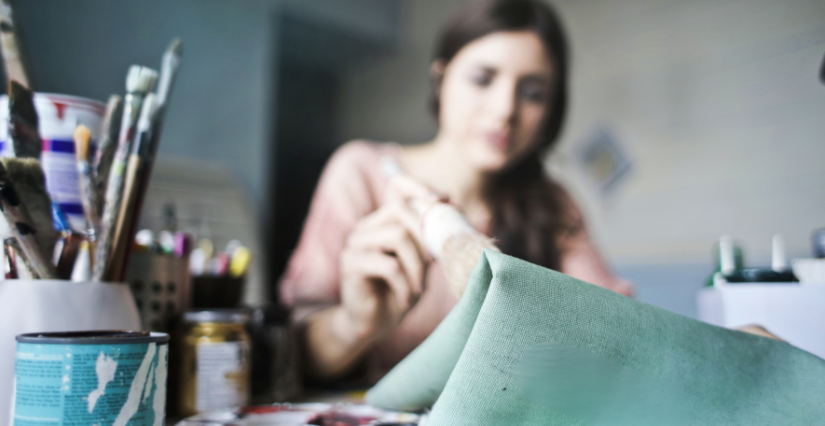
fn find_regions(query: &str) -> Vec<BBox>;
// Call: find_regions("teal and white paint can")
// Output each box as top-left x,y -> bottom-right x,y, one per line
11,331 -> 169,426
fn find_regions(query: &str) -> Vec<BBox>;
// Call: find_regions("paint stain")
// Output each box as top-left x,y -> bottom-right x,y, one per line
15,222 -> 36,235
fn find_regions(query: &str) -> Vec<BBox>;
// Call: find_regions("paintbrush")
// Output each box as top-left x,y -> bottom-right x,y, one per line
74,125 -> 99,239
415,201 -> 499,298
6,237 -> 35,279
108,93 -> 158,281
380,157 -> 498,298
7,80 -> 40,158
70,240 -> 91,282
0,160 -> 57,278
156,38 -> 183,111
1,157 -> 57,256
0,0 -> 29,87
54,231 -> 82,279
109,40 -> 183,281
92,95 -> 123,205
93,65 -> 157,282
3,237 -> 17,278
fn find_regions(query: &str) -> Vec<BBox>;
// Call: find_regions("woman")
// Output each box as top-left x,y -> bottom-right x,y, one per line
279,0 -> 631,380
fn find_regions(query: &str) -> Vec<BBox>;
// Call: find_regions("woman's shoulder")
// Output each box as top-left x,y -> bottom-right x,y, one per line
328,140 -> 401,169
318,140 -> 400,203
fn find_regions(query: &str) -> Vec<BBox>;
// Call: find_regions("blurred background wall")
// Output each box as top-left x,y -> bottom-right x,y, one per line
336,0 -> 825,316
13,0 -> 825,315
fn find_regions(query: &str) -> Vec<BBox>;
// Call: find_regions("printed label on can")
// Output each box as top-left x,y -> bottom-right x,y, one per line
196,341 -> 249,411
13,342 -> 167,426
41,143 -> 87,232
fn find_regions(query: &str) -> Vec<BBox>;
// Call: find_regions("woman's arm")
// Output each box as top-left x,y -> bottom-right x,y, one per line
557,190 -> 633,297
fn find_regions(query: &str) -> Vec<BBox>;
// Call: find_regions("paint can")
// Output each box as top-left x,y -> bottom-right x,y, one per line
11,330 -> 169,426
0,93 -> 106,233
179,310 -> 251,417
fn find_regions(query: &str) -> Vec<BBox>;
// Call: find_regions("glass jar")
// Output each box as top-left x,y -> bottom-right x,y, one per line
178,309 -> 251,416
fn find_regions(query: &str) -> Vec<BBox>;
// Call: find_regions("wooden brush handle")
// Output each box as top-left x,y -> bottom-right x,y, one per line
77,161 -> 100,235
108,155 -> 142,281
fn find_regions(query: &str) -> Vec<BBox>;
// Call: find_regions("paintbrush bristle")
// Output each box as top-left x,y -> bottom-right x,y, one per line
136,93 -> 159,133
126,65 -> 158,94
157,38 -> 183,107
74,125 -> 91,161
168,38 -> 183,57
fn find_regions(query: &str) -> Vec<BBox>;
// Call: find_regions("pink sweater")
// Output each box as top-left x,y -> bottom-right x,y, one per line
280,141 -> 630,372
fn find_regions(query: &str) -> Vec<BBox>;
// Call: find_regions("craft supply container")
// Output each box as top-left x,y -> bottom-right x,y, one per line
0,93 -> 106,233
13,330 -> 169,425
125,250 -> 192,332
192,275 -> 245,308
249,305 -> 302,403
0,279 -> 140,423
179,309 -> 251,417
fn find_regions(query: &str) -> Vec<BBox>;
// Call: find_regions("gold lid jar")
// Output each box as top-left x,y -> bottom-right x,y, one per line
178,309 -> 251,416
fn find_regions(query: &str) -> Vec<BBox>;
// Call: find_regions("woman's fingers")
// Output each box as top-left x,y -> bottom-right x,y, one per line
346,224 -> 425,295
351,204 -> 426,256
343,249 -> 415,311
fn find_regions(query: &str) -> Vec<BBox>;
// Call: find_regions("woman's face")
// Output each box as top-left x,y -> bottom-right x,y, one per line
437,30 -> 555,172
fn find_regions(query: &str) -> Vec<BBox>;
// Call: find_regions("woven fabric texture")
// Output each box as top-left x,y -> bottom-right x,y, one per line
366,250 -> 825,425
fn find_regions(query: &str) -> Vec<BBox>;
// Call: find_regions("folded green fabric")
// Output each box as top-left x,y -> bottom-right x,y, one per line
366,250 -> 825,425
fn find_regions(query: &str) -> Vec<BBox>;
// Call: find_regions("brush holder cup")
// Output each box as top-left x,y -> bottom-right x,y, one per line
125,251 -> 191,332
0,279 -> 140,424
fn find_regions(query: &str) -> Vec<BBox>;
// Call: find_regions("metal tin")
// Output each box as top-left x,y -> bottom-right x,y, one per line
179,310 -> 251,417
12,330 -> 169,426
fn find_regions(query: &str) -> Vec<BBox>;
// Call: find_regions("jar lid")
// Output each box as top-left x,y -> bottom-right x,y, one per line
184,309 -> 250,324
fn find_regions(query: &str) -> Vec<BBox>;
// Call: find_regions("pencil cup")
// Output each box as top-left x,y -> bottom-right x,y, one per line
125,251 -> 191,332
0,279 -> 140,424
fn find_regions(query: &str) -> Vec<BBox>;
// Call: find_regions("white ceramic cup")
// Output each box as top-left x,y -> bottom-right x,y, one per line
0,279 -> 140,424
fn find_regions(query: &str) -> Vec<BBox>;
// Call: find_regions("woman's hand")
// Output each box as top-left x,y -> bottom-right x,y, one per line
303,175 -> 443,379
339,176 -> 441,340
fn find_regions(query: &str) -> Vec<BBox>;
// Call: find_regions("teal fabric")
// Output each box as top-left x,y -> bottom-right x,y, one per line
366,250 -> 825,425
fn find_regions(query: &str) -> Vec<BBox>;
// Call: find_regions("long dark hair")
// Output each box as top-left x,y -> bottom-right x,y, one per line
430,0 -> 573,270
